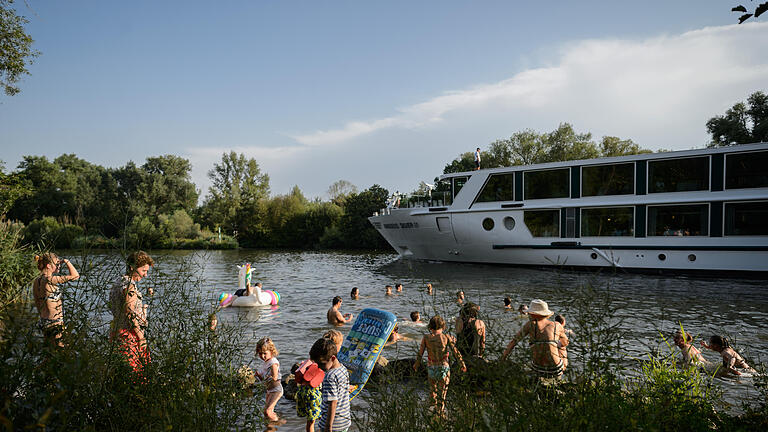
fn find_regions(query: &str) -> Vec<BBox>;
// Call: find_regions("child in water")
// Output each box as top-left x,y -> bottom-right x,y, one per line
255,337 -> 283,421
673,330 -> 707,365
701,335 -> 755,376
414,315 -> 466,417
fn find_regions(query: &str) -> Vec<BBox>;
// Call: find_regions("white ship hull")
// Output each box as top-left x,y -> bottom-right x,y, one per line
370,143 -> 768,274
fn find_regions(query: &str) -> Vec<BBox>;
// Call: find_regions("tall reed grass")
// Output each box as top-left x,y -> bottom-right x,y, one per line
0,242 -> 263,430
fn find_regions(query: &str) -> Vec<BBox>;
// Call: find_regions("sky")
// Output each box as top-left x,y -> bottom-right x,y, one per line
1,1 -> 767,201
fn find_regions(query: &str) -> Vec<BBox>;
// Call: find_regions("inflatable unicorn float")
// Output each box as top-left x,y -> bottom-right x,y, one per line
218,263 -> 280,307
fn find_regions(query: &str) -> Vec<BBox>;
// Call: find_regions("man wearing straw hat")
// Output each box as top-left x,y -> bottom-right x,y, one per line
501,299 -> 569,379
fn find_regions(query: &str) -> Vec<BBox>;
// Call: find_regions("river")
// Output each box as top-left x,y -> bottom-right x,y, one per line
73,249 -> 768,429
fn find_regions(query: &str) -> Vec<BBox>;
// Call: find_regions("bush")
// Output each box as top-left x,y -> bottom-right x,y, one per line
0,220 -> 36,310
23,217 -> 84,249
0,251 -> 261,430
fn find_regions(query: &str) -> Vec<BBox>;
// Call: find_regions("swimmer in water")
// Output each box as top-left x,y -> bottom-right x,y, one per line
456,291 -> 465,305
673,329 -> 707,365
701,335 -> 755,376
327,296 -> 353,326
350,286 -> 359,300
385,285 -> 393,296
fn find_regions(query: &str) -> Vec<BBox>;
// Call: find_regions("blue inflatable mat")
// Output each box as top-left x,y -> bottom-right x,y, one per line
338,308 -> 397,400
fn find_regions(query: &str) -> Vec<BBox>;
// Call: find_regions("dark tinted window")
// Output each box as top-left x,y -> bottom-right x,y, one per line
648,157 -> 709,193
725,201 -> 768,235
452,176 -> 469,199
581,207 -> 634,236
726,151 -> 768,189
524,210 -> 560,237
524,169 -> 569,200
582,163 -> 634,196
476,173 -> 515,202
648,204 -> 708,236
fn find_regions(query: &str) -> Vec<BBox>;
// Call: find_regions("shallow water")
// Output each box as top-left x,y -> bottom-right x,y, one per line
72,249 -> 768,429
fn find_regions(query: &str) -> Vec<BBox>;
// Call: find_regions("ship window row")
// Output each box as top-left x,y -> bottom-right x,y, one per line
522,201 -> 768,237
473,150 -> 768,203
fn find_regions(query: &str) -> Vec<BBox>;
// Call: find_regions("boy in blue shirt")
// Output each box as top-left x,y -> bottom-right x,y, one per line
310,338 -> 351,432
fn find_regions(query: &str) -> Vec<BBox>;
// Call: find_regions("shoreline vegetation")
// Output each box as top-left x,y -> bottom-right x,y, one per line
2,226 -> 768,430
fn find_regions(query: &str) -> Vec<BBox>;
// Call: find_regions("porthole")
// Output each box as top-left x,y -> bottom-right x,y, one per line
658,253 -> 667,261
482,218 -> 495,231
688,254 -> 696,262
503,216 -> 516,230
590,252 -> 598,260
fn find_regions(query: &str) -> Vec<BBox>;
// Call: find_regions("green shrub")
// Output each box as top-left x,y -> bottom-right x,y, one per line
0,251 -> 261,430
23,217 -> 84,249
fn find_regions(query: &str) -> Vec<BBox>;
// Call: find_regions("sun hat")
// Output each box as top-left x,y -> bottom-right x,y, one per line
527,299 -> 554,317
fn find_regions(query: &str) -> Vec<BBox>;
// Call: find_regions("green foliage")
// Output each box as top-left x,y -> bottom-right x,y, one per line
707,91 -> 768,147
327,179 -> 358,206
0,252 -> 261,430
731,2 -> 768,23
632,334 -> 719,430
23,216 -> 84,249
199,151 -> 270,236
444,123 -> 651,173
0,219 -> 35,309
337,184 -> 390,250
0,0 -> 39,96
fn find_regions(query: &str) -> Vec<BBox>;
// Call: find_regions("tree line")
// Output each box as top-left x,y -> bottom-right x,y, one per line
442,91 -> 767,175
1,91 -> 765,252
0,152 -> 392,251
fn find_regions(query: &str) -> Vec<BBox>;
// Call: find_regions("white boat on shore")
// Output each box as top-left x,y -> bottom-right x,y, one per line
369,143 -> 768,274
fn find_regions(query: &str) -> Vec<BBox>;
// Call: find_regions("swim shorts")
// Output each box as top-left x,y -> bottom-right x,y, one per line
296,384 -> 322,420
427,364 -> 451,381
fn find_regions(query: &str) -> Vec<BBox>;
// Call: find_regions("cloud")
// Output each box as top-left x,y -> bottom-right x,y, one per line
189,22 -> 768,198
289,22 -> 768,148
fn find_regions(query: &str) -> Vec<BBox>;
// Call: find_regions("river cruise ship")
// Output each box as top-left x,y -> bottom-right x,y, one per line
369,143 -> 768,273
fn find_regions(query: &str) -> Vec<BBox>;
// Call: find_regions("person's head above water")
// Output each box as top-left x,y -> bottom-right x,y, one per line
395,283 -> 403,292
332,296 -> 342,306
707,335 -> 729,350
410,311 -> 420,322
504,296 -> 512,307
518,304 -> 529,314
350,287 -> 359,299
385,285 -> 393,295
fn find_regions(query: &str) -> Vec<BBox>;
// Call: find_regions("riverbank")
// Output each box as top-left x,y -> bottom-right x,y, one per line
1,244 -> 766,430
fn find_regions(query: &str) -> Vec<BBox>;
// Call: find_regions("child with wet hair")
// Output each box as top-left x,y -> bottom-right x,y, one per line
414,315 -> 466,417
255,337 -> 283,421
673,329 -> 706,365
503,296 -> 512,309
410,311 -> 423,323
701,335 -> 755,376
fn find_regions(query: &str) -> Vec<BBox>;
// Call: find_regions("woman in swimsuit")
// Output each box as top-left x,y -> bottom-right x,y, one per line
501,299 -> 568,379
32,253 -> 79,347
109,251 -> 154,373
414,315 -> 466,417
455,302 -> 486,361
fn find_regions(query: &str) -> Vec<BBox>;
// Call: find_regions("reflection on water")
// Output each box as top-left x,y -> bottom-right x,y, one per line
75,249 -> 768,429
